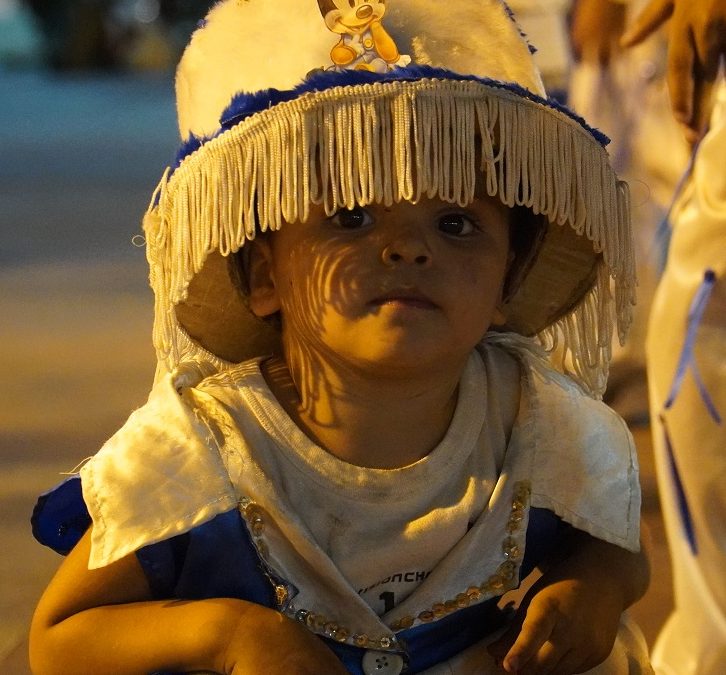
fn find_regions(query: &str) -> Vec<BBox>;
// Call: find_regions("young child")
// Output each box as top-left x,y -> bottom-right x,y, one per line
29,1 -> 651,673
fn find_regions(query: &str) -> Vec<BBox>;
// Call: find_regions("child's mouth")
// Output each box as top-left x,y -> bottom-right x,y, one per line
370,292 -> 438,310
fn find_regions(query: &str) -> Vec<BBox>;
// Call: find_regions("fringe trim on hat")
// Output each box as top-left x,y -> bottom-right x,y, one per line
145,78 -> 635,397
540,265 -> 614,396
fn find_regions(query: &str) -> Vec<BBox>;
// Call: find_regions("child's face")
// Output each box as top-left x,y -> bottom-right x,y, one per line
247,193 -> 511,375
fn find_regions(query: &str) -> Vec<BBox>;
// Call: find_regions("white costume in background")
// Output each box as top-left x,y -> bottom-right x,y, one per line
507,0 -> 571,93
647,82 -> 726,675
567,0 -> 691,387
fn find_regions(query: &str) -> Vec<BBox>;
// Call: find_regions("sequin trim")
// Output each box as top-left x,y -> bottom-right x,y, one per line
389,480 -> 531,631
237,480 -> 531,647
238,497 -> 399,649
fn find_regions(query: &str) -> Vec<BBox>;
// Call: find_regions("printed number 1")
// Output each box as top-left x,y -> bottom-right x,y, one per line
379,591 -> 395,613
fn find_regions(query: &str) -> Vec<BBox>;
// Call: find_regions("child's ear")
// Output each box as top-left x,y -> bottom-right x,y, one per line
246,239 -> 281,318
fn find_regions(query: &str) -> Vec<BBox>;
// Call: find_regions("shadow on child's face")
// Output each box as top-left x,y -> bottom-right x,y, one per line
246,193 -> 512,380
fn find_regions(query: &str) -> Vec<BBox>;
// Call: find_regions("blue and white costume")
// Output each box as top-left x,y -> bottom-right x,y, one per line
34,336 -> 648,674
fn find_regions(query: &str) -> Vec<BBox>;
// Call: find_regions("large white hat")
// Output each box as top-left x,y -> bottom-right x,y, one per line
144,0 -> 635,396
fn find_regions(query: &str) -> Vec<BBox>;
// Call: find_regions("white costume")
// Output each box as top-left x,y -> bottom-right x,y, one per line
647,82 -> 726,675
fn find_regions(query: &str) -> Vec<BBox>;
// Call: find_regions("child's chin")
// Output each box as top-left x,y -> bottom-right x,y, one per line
355,342 -> 470,374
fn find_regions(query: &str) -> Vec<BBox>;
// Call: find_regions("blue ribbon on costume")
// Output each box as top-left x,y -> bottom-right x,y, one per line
663,269 -> 722,424
660,416 -> 698,554
652,141 -> 700,276
660,268 -> 721,555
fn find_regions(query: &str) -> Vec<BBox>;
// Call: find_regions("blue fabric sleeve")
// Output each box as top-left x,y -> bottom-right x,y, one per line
30,475 -> 277,608
522,506 -> 573,577
135,510 -> 278,607
31,476 -> 91,555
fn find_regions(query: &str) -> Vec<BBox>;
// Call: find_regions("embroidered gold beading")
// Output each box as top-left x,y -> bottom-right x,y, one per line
237,480 -> 531,649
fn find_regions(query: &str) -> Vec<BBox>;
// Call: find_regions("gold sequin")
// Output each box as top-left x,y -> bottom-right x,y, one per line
324,622 -> 340,638
498,560 -> 517,580
466,586 -> 482,601
313,614 -> 327,630
275,585 -> 288,606
353,634 -> 370,647
506,519 -> 521,534
502,537 -> 520,559
391,615 -> 414,630
515,483 -> 532,499
485,574 -> 505,591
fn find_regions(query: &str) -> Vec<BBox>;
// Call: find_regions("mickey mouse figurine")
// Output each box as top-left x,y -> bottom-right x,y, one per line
317,0 -> 411,72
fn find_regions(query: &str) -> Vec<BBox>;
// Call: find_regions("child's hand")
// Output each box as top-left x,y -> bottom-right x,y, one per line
218,603 -> 349,675
487,575 -> 622,674
487,530 -> 649,675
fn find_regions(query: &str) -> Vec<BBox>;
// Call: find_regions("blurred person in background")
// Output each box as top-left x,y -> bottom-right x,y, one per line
568,0 -> 691,425
25,0 -> 115,69
570,1 -> 726,671
621,1 -> 726,673
24,0 -> 209,71
506,0 -> 573,101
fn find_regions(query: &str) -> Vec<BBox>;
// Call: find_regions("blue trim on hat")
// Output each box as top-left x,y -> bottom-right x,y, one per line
172,65 -> 610,171
500,1 -> 538,55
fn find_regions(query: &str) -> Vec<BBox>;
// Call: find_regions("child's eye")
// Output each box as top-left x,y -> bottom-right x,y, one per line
437,213 -> 477,236
330,206 -> 374,230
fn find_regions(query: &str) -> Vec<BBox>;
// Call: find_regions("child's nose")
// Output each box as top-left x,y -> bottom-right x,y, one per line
381,234 -> 432,267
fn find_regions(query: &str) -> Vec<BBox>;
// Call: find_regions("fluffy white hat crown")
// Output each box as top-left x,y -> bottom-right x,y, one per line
176,0 -> 545,138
